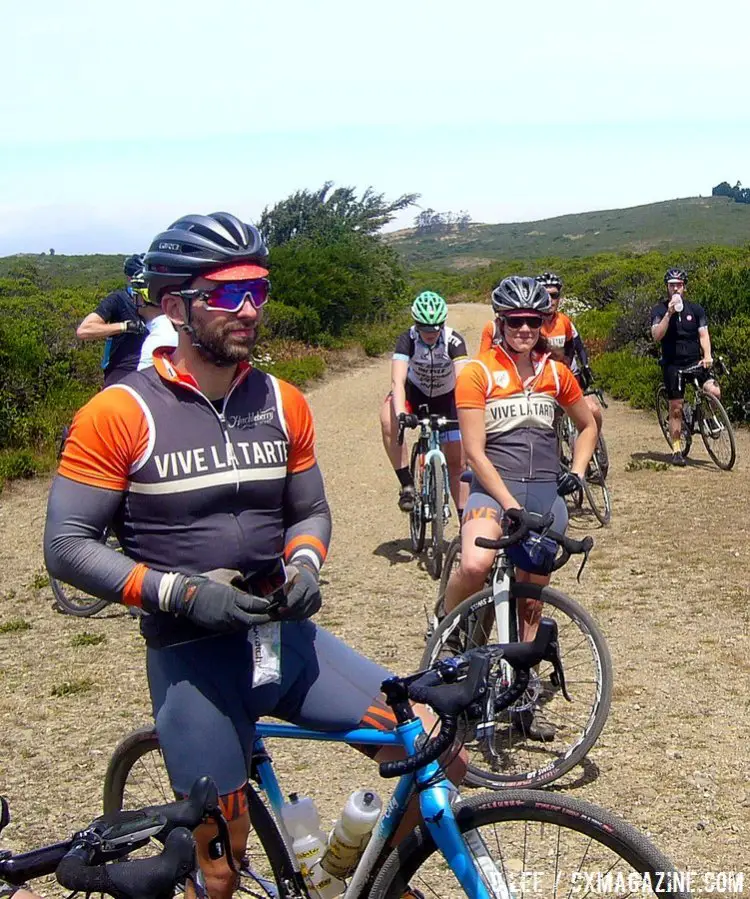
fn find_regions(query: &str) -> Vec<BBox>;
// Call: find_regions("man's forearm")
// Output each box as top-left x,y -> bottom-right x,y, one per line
651,313 -> 671,342
699,329 -> 712,361
77,320 -> 128,340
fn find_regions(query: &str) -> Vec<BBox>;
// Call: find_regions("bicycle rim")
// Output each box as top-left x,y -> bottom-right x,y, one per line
421,586 -> 612,789
582,455 -> 612,525
426,457 -> 445,580
103,728 -> 297,898
370,791 -> 690,899
698,396 -> 736,470
655,386 -> 692,456
409,443 -> 426,553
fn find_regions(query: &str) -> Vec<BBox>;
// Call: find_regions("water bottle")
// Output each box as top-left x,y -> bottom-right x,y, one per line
280,793 -> 344,899
319,789 -> 383,878
672,293 -> 684,313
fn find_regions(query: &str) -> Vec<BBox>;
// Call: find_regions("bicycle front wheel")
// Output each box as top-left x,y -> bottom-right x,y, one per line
51,529 -> 120,617
370,791 -> 690,899
698,394 -> 736,470
655,385 -> 692,457
426,457 -> 445,580
582,452 -> 612,525
421,585 -> 612,789
409,443 -> 426,554
103,727 -> 298,899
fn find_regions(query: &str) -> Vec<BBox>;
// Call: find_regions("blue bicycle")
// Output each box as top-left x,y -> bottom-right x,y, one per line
103,625 -> 688,899
398,404 -> 458,579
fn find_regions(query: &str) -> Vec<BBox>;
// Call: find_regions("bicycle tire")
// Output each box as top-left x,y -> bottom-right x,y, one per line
698,395 -> 736,471
426,457 -> 445,580
369,790 -> 690,899
409,443 -> 426,554
655,385 -> 692,457
103,727 -> 300,899
50,530 -> 120,617
421,585 -> 612,789
582,453 -> 612,526
595,432 -> 609,480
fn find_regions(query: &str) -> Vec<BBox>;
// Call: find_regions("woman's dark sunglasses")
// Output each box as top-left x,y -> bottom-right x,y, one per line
503,314 -> 544,329
178,278 -> 270,312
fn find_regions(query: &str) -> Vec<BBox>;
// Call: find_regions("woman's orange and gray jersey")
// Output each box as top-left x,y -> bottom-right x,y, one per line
45,351 -> 330,644
456,344 -> 582,481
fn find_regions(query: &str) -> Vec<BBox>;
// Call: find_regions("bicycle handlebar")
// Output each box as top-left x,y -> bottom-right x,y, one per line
56,827 -> 195,899
474,508 -> 594,571
0,777 -> 228,890
397,411 -> 460,446
378,621 -> 559,778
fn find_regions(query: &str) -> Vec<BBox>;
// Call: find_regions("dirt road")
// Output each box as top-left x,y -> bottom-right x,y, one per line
1,303 -> 748,882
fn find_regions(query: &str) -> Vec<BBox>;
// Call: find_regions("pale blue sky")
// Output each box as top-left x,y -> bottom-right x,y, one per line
2,0 -> 749,254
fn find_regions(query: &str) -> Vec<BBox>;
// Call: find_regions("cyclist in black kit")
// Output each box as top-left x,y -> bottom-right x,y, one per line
76,254 -> 148,386
651,268 -> 720,466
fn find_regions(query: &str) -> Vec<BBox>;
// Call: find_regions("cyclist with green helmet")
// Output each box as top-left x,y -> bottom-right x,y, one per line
380,291 -> 469,515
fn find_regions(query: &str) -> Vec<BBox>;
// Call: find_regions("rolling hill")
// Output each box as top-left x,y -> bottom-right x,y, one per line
388,196 -> 750,269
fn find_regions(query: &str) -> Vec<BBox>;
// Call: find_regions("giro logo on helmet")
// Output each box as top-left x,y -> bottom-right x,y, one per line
158,241 -> 182,251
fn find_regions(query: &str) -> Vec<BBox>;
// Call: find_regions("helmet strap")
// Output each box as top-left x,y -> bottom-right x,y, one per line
179,298 -> 236,369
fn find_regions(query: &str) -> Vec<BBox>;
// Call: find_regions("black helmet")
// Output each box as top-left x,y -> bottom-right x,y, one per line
124,253 -> 145,277
143,212 -> 269,301
491,276 -> 552,315
536,271 -> 563,290
664,267 -> 688,285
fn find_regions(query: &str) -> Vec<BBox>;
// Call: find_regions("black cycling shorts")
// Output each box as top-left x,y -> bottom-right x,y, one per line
663,362 -> 713,400
387,384 -> 460,442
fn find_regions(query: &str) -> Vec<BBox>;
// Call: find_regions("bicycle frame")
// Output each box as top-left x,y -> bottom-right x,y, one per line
251,719 -> 494,899
413,413 -> 452,523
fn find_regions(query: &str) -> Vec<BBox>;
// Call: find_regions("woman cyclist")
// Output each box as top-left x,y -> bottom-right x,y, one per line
442,276 -> 597,738
380,291 -> 469,516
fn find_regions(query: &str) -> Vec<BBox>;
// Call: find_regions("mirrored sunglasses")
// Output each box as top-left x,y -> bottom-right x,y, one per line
503,315 -> 544,329
182,279 -> 270,312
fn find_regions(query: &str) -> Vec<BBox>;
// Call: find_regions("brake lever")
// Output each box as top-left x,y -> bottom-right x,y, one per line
207,810 -> 238,873
544,639 -> 571,702
576,542 -> 591,582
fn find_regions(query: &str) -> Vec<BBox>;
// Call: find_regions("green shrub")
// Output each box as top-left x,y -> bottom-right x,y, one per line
259,355 -> 327,387
71,632 -> 106,647
592,350 -> 662,410
265,302 -> 321,342
0,449 -> 39,481
575,305 -> 621,343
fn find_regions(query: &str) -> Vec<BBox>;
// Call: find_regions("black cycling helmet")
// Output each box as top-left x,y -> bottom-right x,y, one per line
536,271 -> 563,290
491,276 -> 552,315
143,212 -> 269,301
123,253 -> 145,277
664,267 -> 688,285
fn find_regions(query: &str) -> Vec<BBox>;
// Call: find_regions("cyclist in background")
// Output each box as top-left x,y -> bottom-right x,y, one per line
380,291 -> 469,517
45,212 -> 465,899
76,254 -> 148,386
651,267 -> 720,467
444,277 -> 597,738
129,272 -> 178,370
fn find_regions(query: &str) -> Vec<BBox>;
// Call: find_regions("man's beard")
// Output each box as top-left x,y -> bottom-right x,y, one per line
190,316 -> 260,366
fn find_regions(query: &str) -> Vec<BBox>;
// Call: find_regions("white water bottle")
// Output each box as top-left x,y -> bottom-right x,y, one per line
319,789 -> 383,878
672,293 -> 684,313
280,793 -> 344,899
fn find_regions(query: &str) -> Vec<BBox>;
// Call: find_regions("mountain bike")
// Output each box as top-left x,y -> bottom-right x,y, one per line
0,776 -> 228,899
103,629 -> 687,899
655,359 -> 736,471
557,388 -> 611,525
425,508 -> 611,789
398,405 -> 459,579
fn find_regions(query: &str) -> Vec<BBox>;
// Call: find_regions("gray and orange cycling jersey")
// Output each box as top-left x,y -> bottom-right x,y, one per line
456,344 -> 582,481
52,351 -> 330,645
393,325 -> 468,397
